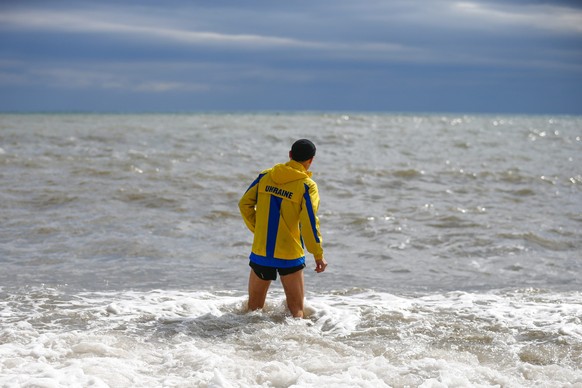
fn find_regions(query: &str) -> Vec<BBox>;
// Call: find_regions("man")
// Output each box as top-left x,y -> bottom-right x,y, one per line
239,139 -> 328,318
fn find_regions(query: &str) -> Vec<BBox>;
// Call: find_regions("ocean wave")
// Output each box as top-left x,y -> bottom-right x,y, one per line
497,232 -> 576,251
1,287 -> 581,387
427,215 -> 482,229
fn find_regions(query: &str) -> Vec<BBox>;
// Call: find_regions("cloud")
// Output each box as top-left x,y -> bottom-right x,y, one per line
134,81 -> 208,93
0,6 -> 484,72
0,61 -> 211,93
0,9 -> 317,49
335,0 -> 582,36
1,1 -> 579,73
0,7 -> 429,59
452,1 -> 582,34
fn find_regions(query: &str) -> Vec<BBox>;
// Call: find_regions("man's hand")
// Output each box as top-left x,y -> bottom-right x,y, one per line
315,258 -> 328,273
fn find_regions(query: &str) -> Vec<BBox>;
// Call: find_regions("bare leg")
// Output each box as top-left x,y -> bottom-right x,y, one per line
280,270 -> 305,318
248,269 -> 271,311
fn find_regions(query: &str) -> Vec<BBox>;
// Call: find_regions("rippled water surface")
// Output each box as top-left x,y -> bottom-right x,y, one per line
1,113 -> 581,387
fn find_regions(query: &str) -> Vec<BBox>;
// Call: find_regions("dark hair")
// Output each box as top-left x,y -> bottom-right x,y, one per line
291,139 -> 316,162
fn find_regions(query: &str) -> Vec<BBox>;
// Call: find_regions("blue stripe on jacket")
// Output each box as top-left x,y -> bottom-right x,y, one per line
245,173 -> 265,193
266,196 -> 282,258
303,183 -> 320,243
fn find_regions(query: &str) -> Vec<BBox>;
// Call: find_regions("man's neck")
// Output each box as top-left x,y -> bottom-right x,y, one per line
290,159 -> 311,171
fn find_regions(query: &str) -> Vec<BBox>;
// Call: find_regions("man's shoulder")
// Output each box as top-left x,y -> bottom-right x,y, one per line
302,177 -> 318,190
256,167 -> 273,177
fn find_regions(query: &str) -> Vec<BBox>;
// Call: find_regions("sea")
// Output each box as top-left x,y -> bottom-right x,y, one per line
0,113 -> 581,387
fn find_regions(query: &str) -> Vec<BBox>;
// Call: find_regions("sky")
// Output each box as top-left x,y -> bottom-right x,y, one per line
0,0 -> 581,114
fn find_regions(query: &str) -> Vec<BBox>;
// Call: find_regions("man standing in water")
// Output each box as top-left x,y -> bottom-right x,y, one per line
239,139 -> 327,318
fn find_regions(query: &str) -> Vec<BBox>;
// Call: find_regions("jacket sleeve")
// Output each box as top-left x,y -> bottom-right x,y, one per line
238,174 -> 263,233
300,181 -> 324,260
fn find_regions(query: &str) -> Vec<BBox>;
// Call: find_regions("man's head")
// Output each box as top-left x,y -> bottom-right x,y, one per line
290,139 -> 316,162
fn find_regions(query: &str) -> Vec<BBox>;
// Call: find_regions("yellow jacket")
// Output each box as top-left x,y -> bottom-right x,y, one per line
239,160 -> 324,267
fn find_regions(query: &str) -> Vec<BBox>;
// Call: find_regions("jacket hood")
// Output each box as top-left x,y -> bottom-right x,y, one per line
271,160 -> 312,184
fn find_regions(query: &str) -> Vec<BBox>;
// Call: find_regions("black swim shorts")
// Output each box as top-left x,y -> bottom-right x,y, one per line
249,261 -> 306,281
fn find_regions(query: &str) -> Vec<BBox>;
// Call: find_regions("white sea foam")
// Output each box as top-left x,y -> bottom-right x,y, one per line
1,287 -> 581,387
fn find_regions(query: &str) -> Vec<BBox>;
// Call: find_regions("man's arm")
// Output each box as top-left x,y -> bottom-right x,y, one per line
300,181 -> 325,264
239,174 -> 263,233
